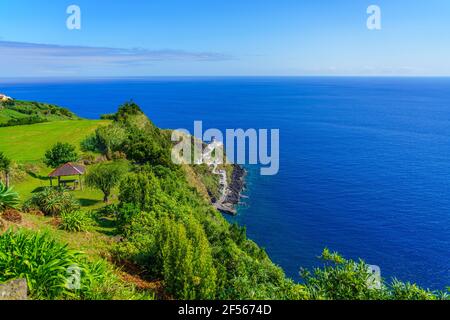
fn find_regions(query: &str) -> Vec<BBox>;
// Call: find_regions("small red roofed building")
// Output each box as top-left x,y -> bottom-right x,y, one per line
48,162 -> 86,190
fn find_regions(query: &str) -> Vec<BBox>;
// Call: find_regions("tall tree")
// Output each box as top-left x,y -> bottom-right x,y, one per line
44,142 -> 78,168
85,162 -> 127,203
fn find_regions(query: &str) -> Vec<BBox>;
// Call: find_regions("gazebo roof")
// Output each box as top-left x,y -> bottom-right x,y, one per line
48,163 -> 85,177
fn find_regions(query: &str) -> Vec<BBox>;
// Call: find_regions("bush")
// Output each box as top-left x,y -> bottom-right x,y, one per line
300,249 -> 444,300
0,116 -> 47,127
44,142 -> 79,168
116,203 -> 140,234
97,203 -> 119,217
24,187 -> 80,216
0,229 -> 82,299
80,124 -> 127,158
389,280 -> 441,300
114,101 -> 143,121
80,134 -> 101,153
60,211 -> 92,232
0,229 -> 143,300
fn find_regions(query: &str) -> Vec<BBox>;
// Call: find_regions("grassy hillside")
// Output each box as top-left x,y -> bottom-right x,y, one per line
0,120 -> 110,206
0,100 -> 77,126
0,120 -> 109,163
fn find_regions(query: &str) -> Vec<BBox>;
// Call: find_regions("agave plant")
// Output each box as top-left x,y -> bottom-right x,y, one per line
25,187 -> 80,216
0,181 -> 19,210
0,229 -> 82,299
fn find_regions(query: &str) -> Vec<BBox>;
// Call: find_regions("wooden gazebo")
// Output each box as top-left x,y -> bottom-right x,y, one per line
48,163 -> 86,190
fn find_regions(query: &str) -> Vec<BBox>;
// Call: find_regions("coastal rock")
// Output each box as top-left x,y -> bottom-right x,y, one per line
0,279 -> 28,300
225,165 -> 246,205
217,165 -> 247,215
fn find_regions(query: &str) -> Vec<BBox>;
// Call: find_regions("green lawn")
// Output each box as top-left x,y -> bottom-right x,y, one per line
0,120 -> 111,208
0,120 -> 109,163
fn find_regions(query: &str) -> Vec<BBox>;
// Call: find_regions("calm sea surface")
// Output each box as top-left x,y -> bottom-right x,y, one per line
2,77 -> 450,289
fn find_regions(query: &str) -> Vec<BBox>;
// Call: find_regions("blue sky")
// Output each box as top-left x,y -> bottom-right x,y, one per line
0,0 -> 449,77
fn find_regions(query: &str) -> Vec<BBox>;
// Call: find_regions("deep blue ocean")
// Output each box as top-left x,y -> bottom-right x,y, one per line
2,77 -> 450,290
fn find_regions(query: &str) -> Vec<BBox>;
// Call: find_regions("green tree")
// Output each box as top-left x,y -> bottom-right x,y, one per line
86,162 -> 127,203
44,142 -> 78,168
160,217 -> 195,299
183,215 -> 217,299
114,100 -> 143,122
0,152 -> 11,188
81,124 -> 127,159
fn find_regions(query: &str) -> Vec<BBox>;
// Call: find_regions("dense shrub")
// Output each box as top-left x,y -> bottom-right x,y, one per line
80,124 -> 127,158
123,127 -> 173,167
24,187 -> 80,216
60,211 -> 92,232
160,216 -> 217,299
80,134 -> 101,153
0,116 -> 47,127
300,249 -> 445,300
118,170 -> 162,212
116,203 -> 140,234
114,101 -> 143,122
100,113 -> 116,120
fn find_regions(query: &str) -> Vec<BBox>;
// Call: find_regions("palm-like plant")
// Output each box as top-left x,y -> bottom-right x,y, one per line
24,187 -> 79,216
0,181 -> 19,210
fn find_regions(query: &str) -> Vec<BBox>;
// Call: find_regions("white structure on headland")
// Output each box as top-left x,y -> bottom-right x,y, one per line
0,94 -> 12,101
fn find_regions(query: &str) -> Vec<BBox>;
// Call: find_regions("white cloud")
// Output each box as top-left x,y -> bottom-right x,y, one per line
0,40 -> 232,77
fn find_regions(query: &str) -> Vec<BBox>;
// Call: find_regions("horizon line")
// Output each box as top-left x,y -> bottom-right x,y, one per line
2,75 -> 450,82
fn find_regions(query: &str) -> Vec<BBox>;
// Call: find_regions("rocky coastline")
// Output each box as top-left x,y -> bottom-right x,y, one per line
214,164 -> 247,216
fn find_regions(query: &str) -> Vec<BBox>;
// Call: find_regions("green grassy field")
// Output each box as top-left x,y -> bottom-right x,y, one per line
0,120 -> 109,162
0,120 -> 110,206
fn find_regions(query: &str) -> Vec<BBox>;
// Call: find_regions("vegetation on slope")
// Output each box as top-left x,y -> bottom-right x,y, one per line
0,100 -> 77,126
0,100 -> 448,300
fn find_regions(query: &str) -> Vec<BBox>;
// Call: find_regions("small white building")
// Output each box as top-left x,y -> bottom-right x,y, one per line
0,94 -> 12,101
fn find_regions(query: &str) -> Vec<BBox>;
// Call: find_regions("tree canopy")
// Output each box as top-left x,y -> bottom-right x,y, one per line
86,161 -> 128,203
44,142 -> 79,168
